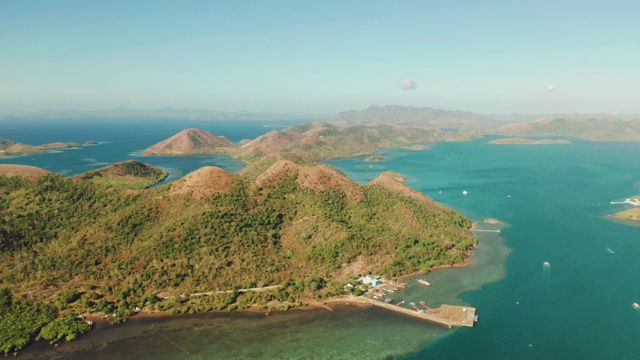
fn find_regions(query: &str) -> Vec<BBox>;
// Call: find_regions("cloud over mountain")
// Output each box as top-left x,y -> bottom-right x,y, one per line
399,78 -> 417,90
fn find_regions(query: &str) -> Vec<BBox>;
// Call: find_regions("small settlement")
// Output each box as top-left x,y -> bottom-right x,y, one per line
345,275 -> 477,328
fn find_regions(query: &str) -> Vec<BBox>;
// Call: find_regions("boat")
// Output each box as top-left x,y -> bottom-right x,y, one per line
462,190 -> 468,195
419,301 -> 431,310
395,300 -> 405,306
474,315 -> 478,322
410,302 -> 422,312
607,248 -> 615,254
543,261 -> 550,266
417,279 -> 431,286
633,303 -> 640,309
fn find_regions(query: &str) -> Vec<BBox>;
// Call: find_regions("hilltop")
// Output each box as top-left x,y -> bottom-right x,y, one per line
73,160 -> 168,189
143,128 -> 237,156
0,164 -> 51,180
168,166 -> 236,200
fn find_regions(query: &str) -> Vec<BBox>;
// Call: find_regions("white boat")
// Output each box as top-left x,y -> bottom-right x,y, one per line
462,190 -> 468,195
417,279 -> 431,286
543,261 -> 550,266
633,302 -> 640,309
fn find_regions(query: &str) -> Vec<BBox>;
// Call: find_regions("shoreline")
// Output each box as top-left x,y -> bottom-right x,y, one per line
26,222 -> 485,354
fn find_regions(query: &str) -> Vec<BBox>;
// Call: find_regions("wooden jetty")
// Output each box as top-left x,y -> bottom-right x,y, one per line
361,297 -> 476,328
472,229 -> 500,233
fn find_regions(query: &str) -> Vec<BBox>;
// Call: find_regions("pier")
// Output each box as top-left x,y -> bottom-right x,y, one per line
359,297 -> 476,328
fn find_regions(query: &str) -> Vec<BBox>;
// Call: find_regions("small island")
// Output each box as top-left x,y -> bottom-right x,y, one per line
488,138 -> 571,145
613,208 -> 640,222
142,128 -> 237,156
483,218 -> 506,225
612,196 -> 640,222
364,155 -> 385,162
1,139 -> 89,157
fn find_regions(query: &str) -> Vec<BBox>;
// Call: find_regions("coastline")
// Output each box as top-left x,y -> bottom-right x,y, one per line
78,242 -> 478,328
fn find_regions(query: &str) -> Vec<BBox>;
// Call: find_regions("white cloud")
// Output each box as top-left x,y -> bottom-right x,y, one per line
399,79 -> 417,90
547,84 -> 556,91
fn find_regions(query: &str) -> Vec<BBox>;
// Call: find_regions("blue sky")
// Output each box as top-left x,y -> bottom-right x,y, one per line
1,0 -> 639,114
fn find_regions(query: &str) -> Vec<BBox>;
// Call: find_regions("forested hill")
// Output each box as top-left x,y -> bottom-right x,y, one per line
0,161 -> 475,353
143,122 -> 472,163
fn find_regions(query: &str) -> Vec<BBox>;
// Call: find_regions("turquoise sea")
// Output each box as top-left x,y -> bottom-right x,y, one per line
3,120 -> 640,359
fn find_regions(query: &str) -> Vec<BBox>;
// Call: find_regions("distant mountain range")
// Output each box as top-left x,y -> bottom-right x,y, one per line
334,105 -> 497,126
333,105 -> 640,141
0,107 -> 327,121
334,105 -> 639,125
4,105 -> 640,141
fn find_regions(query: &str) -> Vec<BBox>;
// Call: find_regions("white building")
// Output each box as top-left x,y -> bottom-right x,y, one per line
359,276 -> 382,287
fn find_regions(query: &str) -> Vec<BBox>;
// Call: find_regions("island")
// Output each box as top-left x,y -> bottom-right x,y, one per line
144,122 -> 471,163
0,153 -> 476,354
487,138 -> 571,145
613,208 -> 640,221
612,196 -> 640,221
364,155 -> 385,162
483,218 -> 506,225
1,139 -> 90,157
142,128 -> 237,156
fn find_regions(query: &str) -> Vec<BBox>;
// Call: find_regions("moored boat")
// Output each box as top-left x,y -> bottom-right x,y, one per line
633,302 -> 640,309
417,279 -> 431,286
396,300 -> 405,306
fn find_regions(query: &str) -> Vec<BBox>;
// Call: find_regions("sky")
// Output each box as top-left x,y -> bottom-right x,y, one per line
1,0 -> 639,114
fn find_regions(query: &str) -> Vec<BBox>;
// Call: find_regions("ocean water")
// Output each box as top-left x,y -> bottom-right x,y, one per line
4,121 -> 640,359
0,118 -> 302,179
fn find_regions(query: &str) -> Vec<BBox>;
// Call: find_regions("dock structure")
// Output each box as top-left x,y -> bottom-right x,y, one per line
361,297 -> 476,328
472,229 -> 501,233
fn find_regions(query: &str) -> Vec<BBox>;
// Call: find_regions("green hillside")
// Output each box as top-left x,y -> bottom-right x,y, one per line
0,163 -> 475,353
